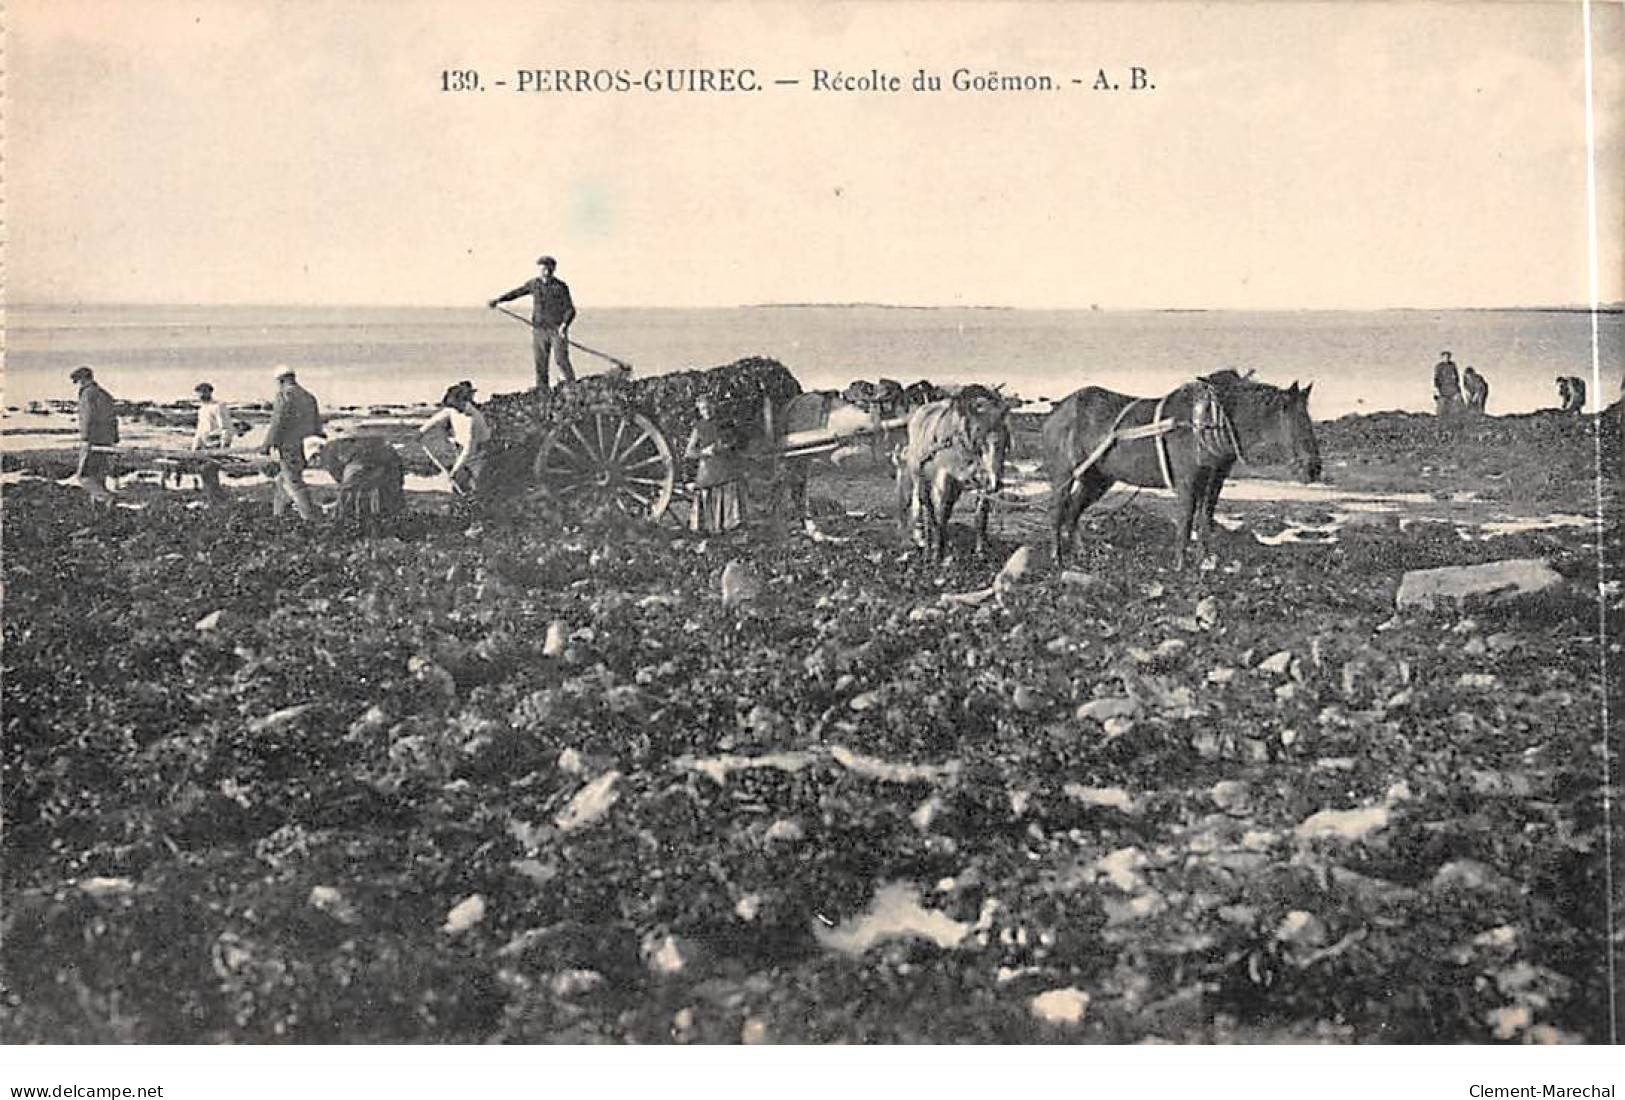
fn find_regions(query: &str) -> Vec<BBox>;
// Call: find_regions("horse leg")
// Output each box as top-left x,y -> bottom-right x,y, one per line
896,466 -> 918,547
1172,470 -> 1205,570
1198,460 -> 1233,556
973,491 -> 991,556
1052,471 -> 1108,567
935,475 -> 961,563
919,478 -> 942,562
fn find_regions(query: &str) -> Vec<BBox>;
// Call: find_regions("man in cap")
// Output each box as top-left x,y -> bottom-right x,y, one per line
70,366 -> 119,505
190,381 -> 235,503
259,365 -> 323,521
488,255 -> 577,391
418,380 -> 493,495
1433,351 -> 1462,418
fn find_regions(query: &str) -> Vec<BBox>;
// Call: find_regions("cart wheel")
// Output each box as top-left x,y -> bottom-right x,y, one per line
534,409 -> 676,521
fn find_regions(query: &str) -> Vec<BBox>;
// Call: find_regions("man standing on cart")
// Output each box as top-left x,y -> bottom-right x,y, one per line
489,254 -> 577,391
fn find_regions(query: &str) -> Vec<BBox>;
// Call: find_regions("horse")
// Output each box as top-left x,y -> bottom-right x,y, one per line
895,384 -> 1012,561
1042,371 -> 1322,569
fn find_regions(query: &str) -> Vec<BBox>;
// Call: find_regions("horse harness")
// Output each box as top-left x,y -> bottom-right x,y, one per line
1067,381 -> 1244,496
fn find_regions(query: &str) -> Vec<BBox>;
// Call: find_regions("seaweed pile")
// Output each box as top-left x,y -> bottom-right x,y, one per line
1,442 -> 1617,1043
483,357 -> 802,452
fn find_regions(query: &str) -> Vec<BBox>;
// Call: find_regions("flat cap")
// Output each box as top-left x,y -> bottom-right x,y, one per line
70,365 -> 95,382
273,364 -> 297,380
536,255 -> 557,267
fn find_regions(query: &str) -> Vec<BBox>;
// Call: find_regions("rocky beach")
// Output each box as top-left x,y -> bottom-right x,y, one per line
1,394 -> 1619,1044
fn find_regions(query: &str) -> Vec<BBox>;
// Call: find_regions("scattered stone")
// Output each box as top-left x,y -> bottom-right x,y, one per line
1275,910 -> 1329,947
763,818 -> 805,844
813,882 -> 970,955
1195,596 -> 1220,629
734,894 -> 762,922
348,705 -> 389,736
994,546 -> 1033,591
1472,925 -> 1519,950
78,876 -> 135,897
248,703 -> 318,735
510,858 -> 557,886
911,796 -> 944,830
1258,650 -> 1294,675
542,621 -> 568,659
554,771 -> 622,832
677,751 -> 819,785
721,560 -> 762,607
1486,1004 -> 1532,1041
442,894 -> 486,935
1457,673 -> 1501,690
740,1016 -> 770,1044
1295,804 -> 1389,843
550,969 -> 604,997
1094,847 -> 1147,892
1210,780 -> 1249,811
1395,558 -> 1564,610
642,933 -> 689,976
1075,697 -> 1141,724
1432,859 -> 1507,893
194,610 -> 226,632
1207,666 -> 1236,685
308,885 -> 357,923
1058,570 -> 1096,587
1063,785 -> 1136,814
1030,987 -> 1090,1026
830,745 -> 959,785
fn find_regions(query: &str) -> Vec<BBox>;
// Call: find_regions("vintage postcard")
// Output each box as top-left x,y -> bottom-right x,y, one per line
2,0 -> 1621,1088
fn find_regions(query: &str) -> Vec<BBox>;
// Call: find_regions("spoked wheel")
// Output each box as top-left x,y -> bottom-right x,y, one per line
533,409 -> 676,521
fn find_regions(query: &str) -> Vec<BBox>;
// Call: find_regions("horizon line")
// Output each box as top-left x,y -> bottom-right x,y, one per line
5,299 -> 1623,314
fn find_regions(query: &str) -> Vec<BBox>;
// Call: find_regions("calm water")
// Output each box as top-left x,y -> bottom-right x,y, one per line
3,303 -> 1619,419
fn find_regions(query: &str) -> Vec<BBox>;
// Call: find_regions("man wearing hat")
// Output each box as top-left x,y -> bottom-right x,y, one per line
190,381 -> 235,503
259,365 -> 323,521
418,380 -> 492,494
71,366 -> 119,505
1433,351 -> 1462,418
488,255 -> 577,390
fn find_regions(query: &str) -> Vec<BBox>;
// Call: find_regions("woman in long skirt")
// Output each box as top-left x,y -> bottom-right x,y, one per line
685,395 -> 747,533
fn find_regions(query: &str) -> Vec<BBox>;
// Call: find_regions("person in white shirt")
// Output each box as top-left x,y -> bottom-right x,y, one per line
418,381 -> 492,494
190,381 -> 234,502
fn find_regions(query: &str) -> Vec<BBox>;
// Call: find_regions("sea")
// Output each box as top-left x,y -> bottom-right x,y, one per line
3,303 -> 1620,421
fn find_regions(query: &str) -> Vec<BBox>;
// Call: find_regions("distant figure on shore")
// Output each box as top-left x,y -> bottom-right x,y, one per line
260,365 -> 323,522
489,255 -> 577,391
419,381 -> 492,494
190,381 -> 234,503
1461,366 -> 1489,415
1557,375 -> 1587,413
1433,351 -> 1462,417
70,365 -> 119,506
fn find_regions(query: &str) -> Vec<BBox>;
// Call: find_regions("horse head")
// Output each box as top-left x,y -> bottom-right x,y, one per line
1279,381 -> 1322,482
952,385 -> 1013,493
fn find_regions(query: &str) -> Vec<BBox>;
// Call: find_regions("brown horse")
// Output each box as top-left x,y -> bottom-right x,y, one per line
1042,371 -> 1321,568
896,385 -> 1012,561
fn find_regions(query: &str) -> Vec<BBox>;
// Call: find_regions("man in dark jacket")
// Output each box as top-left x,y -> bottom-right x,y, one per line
489,254 -> 577,390
315,435 -> 405,524
1433,351 -> 1462,417
1461,366 -> 1489,414
259,365 -> 323,521
71,366 -> 119,504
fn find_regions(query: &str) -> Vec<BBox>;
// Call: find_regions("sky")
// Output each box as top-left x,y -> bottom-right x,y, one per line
6,0 -> 1623,310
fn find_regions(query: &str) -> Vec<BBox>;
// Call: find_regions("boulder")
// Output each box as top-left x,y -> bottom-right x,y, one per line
1395,559 -> 1564,610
